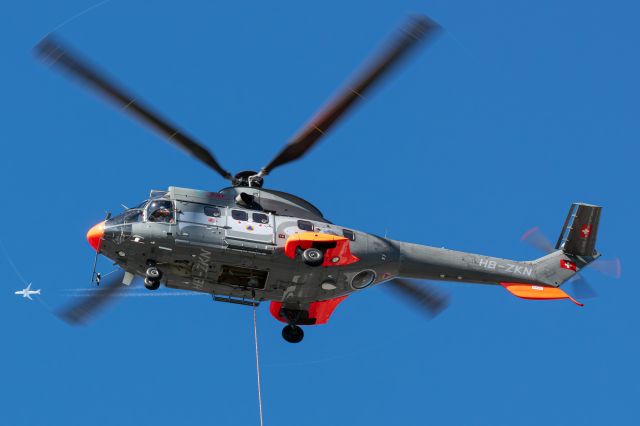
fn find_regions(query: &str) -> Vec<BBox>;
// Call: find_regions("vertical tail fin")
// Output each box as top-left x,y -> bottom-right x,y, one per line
556,203 -> 601,256
532,203 -> 602,288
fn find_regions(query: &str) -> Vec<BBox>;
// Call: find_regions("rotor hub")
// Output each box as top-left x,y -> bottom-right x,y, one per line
233,170 -> 263,188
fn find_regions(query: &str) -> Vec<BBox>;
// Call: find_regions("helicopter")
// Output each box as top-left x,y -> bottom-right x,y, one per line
36,15 -> 604,343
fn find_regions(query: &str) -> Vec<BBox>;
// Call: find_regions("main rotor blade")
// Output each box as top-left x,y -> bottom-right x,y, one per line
58,270 -> 127,325
260,15 -> 440,176
520,226 -> 555,254
35,37 -> 233,182
386,278 -> 448,318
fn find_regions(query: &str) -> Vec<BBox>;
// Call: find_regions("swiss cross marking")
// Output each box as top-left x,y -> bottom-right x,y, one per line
560,259 -> 577,271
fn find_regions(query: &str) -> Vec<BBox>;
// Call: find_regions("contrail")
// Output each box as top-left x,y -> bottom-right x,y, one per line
0,239 -> 29,286
35,295 -> 55,311
65,291 -> 208,298
61,287 -> 130,292
50,0 -> 112,33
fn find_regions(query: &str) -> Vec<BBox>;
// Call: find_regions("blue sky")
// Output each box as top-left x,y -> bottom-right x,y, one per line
1,1 -> 639,425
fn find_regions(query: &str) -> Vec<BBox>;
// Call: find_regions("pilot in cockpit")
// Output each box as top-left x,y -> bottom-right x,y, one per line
147,200 -> 174,223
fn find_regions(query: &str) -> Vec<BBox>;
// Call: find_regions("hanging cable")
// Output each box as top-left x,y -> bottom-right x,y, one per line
252,297 -> 264,426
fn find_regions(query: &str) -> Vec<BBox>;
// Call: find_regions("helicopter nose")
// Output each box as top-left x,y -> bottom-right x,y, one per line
86,221 -> 105,252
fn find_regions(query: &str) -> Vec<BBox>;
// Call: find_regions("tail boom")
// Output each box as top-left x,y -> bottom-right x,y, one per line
391,202 -> 603,305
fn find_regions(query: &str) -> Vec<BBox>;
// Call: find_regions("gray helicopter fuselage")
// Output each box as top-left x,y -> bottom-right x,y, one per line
98,186 -> 576,309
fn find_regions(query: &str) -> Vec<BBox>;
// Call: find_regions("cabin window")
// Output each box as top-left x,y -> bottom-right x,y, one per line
204,206 -> 221,217
252,213 -> 269,224
147,200 -> 174,223
298,220 -> 313,231
231,210 -> 249,221
342,229 -> 355,241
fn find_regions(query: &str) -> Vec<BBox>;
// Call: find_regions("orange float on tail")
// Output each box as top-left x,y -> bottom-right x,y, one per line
501,282 -> 583,306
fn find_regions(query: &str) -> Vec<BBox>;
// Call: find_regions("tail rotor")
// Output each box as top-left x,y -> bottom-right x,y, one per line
520,226 -> 621,298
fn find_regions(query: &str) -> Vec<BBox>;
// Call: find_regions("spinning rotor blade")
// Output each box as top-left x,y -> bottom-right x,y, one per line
520,226 -> 555,254
590,258 -> 622,279
521,227 -> 622,279
260,15 -> 440,176
58,270 -> 127,325
35,37 -> 233,182
568,275 -> 597,300
386,278 -> 448,318
520,226 -> 622,299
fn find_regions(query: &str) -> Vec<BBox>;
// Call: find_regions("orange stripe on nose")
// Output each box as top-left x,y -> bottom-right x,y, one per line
86,221 -> 105,252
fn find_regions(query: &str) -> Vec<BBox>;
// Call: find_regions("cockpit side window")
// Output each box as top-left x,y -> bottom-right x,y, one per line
231,210 -> 248,221
147,200 -> 174,223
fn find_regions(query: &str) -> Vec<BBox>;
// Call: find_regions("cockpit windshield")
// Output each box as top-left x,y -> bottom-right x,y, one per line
134,200 -> 149,209
147,200 -> 174,223
107,208 -> 143,226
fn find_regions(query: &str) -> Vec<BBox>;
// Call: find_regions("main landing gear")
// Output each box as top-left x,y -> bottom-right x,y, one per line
280,308 -> 308,343
144,266 -> 162,290
282,324 -> 304,344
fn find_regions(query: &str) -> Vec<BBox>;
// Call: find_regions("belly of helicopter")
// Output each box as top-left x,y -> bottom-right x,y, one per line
101,236 -> 349,304
159,243 -> 355,304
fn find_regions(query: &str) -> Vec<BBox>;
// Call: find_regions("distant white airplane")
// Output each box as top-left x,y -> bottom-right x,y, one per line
15,283 -> 41,300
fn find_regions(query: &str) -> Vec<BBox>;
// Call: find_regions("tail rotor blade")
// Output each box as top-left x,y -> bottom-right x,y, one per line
569,274 -> 597,300
590,258 -> 622,279
520,226 -> 555,254
58,270 -> 127,325
521,227 -> 619,300
386,278 -> 449,318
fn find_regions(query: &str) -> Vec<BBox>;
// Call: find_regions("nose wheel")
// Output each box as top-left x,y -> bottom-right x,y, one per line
144,266 -> 162,290
282,324 -> 304,343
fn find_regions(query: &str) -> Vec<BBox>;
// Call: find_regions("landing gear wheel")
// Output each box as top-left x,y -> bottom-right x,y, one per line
144,267 -> 162,290
146,266 -> 162,280
144,277 -> 161,290
282,325 -> 304,343
302,248 -> 324,266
